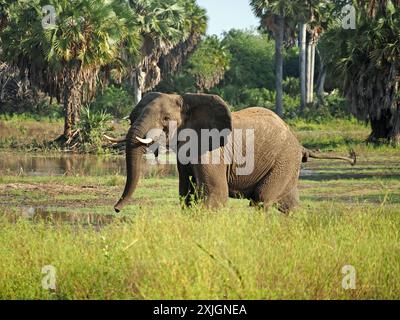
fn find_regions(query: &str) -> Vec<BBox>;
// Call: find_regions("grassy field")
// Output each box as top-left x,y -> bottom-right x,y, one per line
0,116 -> 399,299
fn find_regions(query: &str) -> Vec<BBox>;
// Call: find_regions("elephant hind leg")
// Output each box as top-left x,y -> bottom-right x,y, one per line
253,161 -> 301,213
277,186 -> 299,214
254,169 -> 293,212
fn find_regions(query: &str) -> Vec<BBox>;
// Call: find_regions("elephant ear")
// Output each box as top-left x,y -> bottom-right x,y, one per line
129,92 -> 162,125
182,93 -> 232,133
181,93 -> 232,152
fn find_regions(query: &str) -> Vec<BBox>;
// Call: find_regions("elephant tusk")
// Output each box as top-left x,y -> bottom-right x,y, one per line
136,137 -> 154,144
104,134 -> 126,143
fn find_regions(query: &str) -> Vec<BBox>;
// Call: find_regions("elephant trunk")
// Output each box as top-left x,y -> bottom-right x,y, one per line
114,125 -> 148,213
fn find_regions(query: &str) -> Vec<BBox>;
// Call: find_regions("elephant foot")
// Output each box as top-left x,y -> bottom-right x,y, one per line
249,200 -> 263,209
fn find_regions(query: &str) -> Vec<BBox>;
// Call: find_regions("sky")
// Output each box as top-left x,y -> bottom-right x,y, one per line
196,0 -> 259,36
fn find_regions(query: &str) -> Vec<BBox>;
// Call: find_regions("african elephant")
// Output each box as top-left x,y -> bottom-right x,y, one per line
114,93 -> 356,213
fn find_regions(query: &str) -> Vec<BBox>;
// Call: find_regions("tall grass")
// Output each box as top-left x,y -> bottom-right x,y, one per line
0,115 -> 399,300
0,204 -> 399,300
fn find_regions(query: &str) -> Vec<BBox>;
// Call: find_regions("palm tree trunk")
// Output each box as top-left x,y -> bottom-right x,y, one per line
316,58 -> 327,106
62,65 -> 82,139
132,71 -> 142,105
132,70 -> 145,106
306,35 -> 311,103
391,112 -> 400,145
306,33 -> 316,104
299,23 -> 307,112
369,110 -> 392,142
275,13 -> 284,117
309,39 -> 316,103
369,109 -> 400,145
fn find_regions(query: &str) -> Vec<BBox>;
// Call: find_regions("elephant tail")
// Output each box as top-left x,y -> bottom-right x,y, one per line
302,148 -> 357,166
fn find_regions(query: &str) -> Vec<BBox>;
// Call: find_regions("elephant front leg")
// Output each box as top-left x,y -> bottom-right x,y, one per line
178,164 -> 197,207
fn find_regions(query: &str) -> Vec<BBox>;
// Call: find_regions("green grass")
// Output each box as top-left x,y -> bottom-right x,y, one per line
0,206 -> 399,299
0,165 -> 399,299
0,116 -> 399,299
0,113 -> 63,123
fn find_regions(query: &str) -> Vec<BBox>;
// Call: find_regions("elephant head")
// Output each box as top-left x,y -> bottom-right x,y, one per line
114,92 -> 232,212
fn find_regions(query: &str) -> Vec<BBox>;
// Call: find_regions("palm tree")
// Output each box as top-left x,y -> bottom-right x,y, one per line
1,0 -> 140,141
127,0 -> 207,104
0,0 -> 12,100
159,0 -> 207,83
299,20 -> 307,110
0,0 -> 11,32
250,0 -> 298,117
323,0 -> 400,144
295,0 -> 331,109
313,1 -> 349,106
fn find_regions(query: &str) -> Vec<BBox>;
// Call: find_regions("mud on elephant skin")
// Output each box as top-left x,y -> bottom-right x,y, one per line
114,92 -> 356,213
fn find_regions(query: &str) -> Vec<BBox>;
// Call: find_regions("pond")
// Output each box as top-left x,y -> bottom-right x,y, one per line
0,152 -> 321,178
0,152 -> 178,178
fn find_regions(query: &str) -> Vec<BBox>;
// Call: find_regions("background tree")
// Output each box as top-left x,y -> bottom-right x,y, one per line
0,0 -> 12,31
250,0 -> 299,117
1,0 -> 140,142
188,36 -> 230,92
157,35 -> 231,93
293,0 -> 340,109
323,0 -> 400,144
216,29 -> 298,109
221,30 -> 276,94
158,29 -> 300,112
127,0 -> 207,104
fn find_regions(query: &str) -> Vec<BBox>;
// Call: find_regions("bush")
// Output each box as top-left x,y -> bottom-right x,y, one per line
213,87 -> 275,111
283,94 -> 301,119
301,91 -> 352,122
239,88 -> 275,109
283,77 -> 300,97
215,86 -> 350,123
77,107 -> 113,153
323,91 -> 352,118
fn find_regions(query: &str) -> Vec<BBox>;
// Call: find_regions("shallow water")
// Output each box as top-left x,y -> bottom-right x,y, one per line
0,152 -> 177,177
0,152 -> 323,179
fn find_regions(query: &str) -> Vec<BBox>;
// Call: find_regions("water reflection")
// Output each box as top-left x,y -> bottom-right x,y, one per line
0,152 -> 177,177
0,152 -> 317,178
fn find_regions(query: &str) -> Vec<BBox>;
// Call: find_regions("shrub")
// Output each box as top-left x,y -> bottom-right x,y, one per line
283,77 -> 300,97
323,91 -> 352,118
283,94 -> 301,119
301,91 -> 352,122
77,107 -> 113,152
214,87 -> 275,111
239,88 -> 275,109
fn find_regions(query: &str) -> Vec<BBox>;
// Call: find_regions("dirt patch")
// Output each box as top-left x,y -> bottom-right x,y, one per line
0,182 -> 160,209
0,183 -> 100,195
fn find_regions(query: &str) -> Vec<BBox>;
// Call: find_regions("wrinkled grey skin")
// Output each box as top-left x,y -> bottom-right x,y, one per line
115,93 -> 355,213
